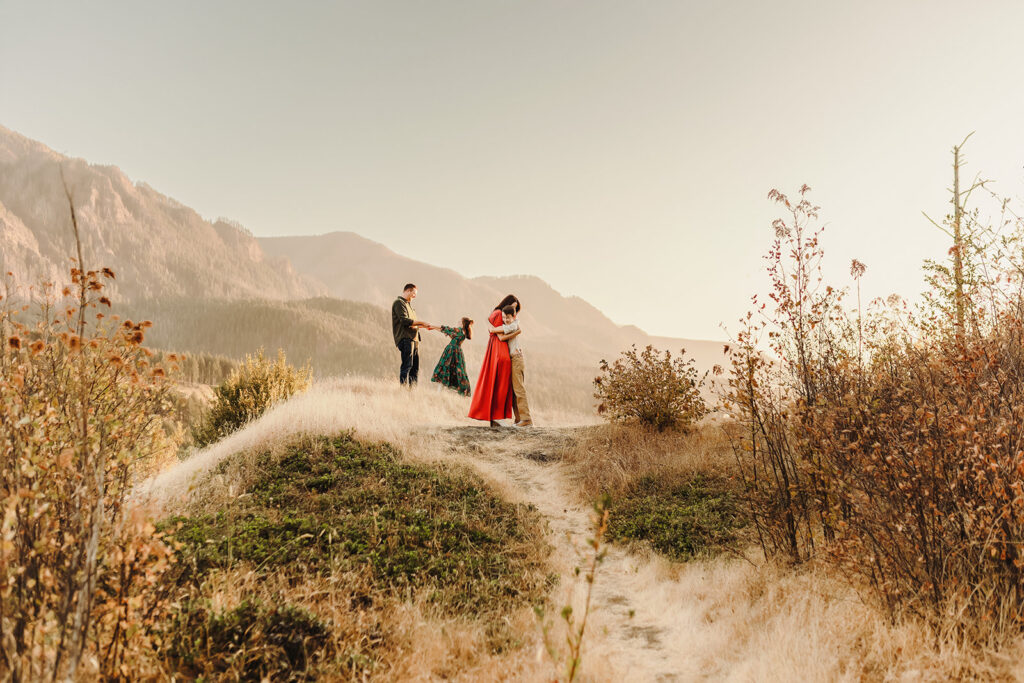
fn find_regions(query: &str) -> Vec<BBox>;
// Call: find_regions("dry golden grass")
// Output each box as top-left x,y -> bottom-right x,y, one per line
605,550 -> 1024,681
142,376 -> 595,512
559,418 -> 737,503
165,561 -> 556,681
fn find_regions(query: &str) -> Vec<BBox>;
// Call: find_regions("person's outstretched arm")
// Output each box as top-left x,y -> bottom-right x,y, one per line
394,300 -> 432,331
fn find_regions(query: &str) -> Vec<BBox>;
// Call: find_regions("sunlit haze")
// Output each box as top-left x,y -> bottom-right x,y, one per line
4,0 -> 1024,339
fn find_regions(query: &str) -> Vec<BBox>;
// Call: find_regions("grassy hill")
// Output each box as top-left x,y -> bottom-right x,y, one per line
158,432 -> 551,679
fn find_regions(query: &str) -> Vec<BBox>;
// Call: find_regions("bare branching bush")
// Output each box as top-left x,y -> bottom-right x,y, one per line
594,345 -> 707,431
724,184 -> 851,561
0,190 -> 176,678
728,159 -> 1024,638
192,348 -> 311,448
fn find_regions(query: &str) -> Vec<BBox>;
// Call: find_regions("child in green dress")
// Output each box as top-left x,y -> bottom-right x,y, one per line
431,317 -> 474,396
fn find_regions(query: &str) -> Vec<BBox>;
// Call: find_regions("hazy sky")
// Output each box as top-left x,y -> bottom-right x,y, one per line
4,1 -> 1024,339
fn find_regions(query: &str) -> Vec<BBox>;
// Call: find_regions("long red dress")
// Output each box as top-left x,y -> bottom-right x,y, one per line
468,309 -> 515,421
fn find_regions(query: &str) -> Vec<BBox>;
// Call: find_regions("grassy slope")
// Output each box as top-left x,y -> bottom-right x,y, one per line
158,433 -> 552,680
604,473 -> 747,561
559,421 -> 750,562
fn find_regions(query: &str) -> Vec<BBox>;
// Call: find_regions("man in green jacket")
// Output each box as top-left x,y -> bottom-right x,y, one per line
392,283 -> 434,385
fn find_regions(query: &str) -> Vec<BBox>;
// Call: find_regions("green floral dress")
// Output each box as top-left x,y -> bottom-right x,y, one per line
431,326 -> 471,396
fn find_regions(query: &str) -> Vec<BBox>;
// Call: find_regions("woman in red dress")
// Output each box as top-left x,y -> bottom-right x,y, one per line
468,295 -> 521,427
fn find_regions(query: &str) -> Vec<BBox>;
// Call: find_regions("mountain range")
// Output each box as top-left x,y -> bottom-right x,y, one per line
0,124 -> 317,301
0,124 -> 723,413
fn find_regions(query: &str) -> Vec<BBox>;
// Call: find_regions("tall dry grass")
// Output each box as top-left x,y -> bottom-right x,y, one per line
559,419 -> 737,503
599,550 -> 1024,681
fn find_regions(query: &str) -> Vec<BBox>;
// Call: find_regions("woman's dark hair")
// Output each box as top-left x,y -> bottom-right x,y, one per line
461,317 -> 474,340
494,294 -> 521,313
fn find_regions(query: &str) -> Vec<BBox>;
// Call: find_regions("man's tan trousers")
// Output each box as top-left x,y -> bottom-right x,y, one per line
510,353 -> 532,424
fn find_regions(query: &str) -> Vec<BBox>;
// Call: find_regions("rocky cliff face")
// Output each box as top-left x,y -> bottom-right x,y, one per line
0,125 -> 322,303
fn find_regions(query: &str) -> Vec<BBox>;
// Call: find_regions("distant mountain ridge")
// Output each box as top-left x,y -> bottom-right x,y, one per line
257,232 -> 722,363
0,124 -> 321,301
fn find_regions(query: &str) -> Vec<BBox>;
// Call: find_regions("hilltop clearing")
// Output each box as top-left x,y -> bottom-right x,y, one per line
143,379 -> 1013,680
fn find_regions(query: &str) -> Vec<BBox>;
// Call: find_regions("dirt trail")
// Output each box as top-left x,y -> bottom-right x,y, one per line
431,425 -> 698,682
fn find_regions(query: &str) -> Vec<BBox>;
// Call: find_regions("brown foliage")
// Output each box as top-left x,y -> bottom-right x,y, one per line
0,198 -> 176,678
727,177 -> 1024,637
594,345 -> 707,431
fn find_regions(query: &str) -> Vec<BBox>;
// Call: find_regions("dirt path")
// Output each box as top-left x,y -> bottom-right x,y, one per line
431,425 -> 698,682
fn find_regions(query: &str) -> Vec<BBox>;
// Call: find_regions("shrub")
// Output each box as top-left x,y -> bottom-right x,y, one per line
727,176 -> 1024,633
0,204 -> 176,678
724,185 -> 846,562
192,348 -> 311,447
593,345 -> 707,431
805,321 -> 1024,622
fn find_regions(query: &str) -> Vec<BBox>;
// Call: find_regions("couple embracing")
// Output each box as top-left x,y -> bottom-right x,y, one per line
468,295 -> 533,428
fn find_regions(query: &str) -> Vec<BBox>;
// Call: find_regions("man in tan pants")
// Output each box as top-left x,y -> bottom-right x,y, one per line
493,304 -> 533,427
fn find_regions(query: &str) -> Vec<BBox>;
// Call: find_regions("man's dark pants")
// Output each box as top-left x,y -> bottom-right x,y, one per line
398,339 -> 419,385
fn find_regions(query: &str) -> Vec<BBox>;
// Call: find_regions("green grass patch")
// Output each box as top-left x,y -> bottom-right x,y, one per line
162,433 -> 552,616
605,474 -> 747,561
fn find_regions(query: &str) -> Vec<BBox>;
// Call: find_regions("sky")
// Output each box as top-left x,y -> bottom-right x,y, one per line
3,1 -> 1024,340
